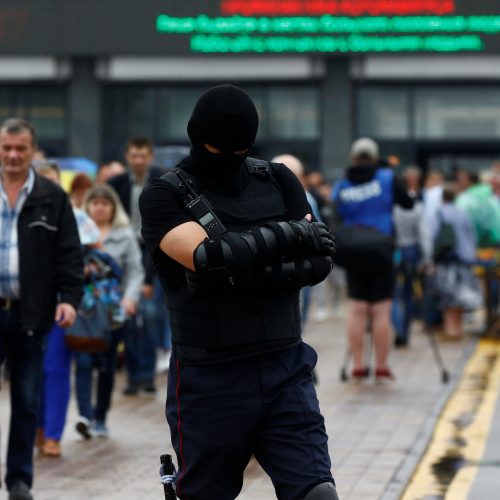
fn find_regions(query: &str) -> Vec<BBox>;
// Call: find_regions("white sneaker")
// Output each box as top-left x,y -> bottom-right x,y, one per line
75,416 -> 92,440
156,350 -> 171,373
314,308 -> 329,322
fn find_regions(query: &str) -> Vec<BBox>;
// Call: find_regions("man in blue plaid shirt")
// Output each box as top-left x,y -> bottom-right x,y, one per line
0,118 -> 83,500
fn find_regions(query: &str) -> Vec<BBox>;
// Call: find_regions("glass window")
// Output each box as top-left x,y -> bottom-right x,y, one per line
428,154 -> 497,174
415,87 -> 500,139
241,86 -> 267,139
102,84 -> 320,162
156,85 -> 319,143
26,88 -> 65,140
105,88 -> 156,140
357,87 -> 410,139
0,86 -> 65,140
0,89 -> 12,124
158,88 -> 200,140
267,87 -> 319,139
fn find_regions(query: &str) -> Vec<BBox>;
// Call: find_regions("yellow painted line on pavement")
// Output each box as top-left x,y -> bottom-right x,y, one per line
401,339 -> 500,500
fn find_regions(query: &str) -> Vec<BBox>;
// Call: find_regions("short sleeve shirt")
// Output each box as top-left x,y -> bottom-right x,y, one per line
139,158 -> 312,289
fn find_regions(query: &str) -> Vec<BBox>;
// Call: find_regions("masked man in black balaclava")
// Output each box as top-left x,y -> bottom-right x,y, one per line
140,85 -> 339,500
187,83 -> 258,194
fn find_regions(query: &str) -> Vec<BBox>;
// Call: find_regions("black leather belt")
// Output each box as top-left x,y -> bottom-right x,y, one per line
0,298 -> 19,311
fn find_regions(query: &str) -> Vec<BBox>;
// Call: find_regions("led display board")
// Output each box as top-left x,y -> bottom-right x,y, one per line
2,0 -> 500,55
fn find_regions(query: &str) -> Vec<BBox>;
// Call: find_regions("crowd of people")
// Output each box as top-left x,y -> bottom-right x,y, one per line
1,86 -> 500,499
0,123 -> 174,500
36,139 -> 174,447
298,137 -> 500,382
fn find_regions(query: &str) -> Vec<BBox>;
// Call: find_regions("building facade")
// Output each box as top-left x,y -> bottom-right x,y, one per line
2,0 -> 500,177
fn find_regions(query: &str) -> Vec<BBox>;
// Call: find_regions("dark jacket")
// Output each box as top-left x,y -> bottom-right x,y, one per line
108,166 -> 165,284
18,173 -> 83,332
107,166 -> 165,214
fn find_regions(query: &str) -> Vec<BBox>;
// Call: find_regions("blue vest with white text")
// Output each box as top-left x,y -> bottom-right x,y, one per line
333,169 -> 394,235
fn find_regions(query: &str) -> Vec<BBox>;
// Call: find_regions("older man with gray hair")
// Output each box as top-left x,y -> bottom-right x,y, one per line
0,118 -> 83,500
271,154 -> 330,337
272,154 -> 322,222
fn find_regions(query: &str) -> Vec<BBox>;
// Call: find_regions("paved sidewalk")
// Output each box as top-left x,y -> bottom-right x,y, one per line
0,313 -> 470,499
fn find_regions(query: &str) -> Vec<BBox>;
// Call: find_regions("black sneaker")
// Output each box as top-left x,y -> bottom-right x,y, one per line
122,383 -> 140,396
9,482 -> 32,500
141,380 -> 157,394
394,337 -> 408,348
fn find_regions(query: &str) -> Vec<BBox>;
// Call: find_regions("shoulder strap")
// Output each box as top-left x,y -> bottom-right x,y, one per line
245,157 -> 284,193
161,167 -> 204,206
173,168 -> 199,202
166,159 -> 280,200
86,249 -> 123,279
246,157 -> 274,178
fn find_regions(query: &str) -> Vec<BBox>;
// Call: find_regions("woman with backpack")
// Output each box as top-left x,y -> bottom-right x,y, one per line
432,182 -> 481,339
75,184 -> 144,438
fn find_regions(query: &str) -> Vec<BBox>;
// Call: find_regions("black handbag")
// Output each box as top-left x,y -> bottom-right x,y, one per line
334,225 -> 394,270
65,299 -> 110,353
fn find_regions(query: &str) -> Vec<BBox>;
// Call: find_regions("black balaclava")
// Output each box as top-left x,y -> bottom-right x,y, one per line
187,84 -> 259,193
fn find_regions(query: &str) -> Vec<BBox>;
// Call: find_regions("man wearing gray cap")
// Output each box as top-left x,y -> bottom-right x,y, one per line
332,137 -> 413,382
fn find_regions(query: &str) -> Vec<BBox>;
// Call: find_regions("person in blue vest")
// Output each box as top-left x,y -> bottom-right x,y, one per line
332,138 -> 413,382
140,85 -> 338,500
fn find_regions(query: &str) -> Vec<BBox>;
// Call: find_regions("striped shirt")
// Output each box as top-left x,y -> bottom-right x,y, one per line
0,168 -> 35,299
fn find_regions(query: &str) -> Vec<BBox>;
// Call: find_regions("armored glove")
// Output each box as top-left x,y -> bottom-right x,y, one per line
193,218 -> 335,285
288,219 -> 336,257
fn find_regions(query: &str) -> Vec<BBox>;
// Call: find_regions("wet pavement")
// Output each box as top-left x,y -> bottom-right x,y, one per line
467,390 -> 500,500
402,338 -> 500,500
0,312 -> 481,499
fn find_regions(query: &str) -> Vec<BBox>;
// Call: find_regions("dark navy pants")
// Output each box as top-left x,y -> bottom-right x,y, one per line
128,301 -> 158,385
392,245 -> 420,342
166,342 -> 334,500
0,303 -> 47,489
75,322 -> 131,423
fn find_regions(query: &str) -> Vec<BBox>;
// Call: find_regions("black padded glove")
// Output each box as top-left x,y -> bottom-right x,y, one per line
288,219 -> 335,257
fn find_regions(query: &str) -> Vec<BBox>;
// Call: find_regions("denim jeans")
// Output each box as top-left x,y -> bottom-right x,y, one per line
0,303 -> 47,489
127,276 -> 170,384
150,275 -> 172,351
392,245 -> 420,342
75,322 -> 130,424
300,286 -> 312,326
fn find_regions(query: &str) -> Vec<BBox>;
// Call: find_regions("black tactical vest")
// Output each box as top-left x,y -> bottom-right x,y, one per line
162,159 -> 301,351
